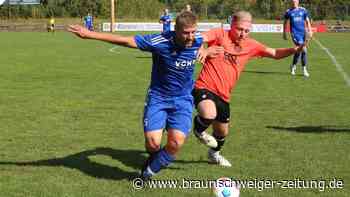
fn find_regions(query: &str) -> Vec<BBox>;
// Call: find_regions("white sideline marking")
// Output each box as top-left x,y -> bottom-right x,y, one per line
109,46 -> 120,54
313,38 -> 350,87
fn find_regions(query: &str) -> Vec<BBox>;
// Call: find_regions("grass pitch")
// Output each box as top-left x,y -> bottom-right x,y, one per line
0,31 -> 349,197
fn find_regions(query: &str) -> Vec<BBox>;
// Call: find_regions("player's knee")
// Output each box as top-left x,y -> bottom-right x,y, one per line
213,127 -> 229,137
145,140 -> 161,153
165,139 -> 184,155
199,111 -> 216,120
196,116 -> 214,127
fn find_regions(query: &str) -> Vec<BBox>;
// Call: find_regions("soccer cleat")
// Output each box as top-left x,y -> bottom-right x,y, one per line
140,153 -> 156,180
140,161 -> 151,181
290,65 -> 296,75
303,67 -> 310,77
194,130 -> 218,148
208,149 -> 232,167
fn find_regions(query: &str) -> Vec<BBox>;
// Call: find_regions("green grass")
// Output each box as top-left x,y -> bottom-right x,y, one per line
0,31 -> 349,197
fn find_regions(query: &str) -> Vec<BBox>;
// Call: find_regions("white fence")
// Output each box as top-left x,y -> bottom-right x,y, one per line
102,22 -> 283,33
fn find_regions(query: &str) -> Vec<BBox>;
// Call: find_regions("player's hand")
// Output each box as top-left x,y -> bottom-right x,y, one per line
197,46 -> 208,64
295,45 -> 303,53
67,25 -> 91,39
295,40 -> 309,53
197,46 -> 224,64
207,46 -> 224,58
307,31 -> 313,39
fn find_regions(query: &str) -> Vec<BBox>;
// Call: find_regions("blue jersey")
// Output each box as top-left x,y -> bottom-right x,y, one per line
134,31 -> 203,97
85,15 -> 93,26
160,15 -> 172,32
284,7 -> 309,38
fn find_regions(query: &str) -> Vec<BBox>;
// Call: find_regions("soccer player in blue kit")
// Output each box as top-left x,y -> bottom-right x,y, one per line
68,11 -> 203,180
84,13 -> 94,31
159,8 -> 172,33
283,0 -> 313,77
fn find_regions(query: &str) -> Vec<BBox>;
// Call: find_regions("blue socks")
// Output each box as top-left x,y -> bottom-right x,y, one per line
293,52 -> 300,65
301,49 -> 307,67
142,148 -> 175,178
292,49 -> 307,67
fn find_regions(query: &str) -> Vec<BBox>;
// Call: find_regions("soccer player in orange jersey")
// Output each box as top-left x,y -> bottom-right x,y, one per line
193,11 -> 308,167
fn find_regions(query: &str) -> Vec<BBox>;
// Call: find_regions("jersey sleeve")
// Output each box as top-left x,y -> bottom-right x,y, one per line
304,9 -> 310,20
284,10 -> 290,20
160,16 -> 165,22
134,34 -> 157,52
251,40 -> 269,58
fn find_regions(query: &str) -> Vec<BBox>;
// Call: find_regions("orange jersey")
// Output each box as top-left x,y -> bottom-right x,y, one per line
195,28 -> 268,102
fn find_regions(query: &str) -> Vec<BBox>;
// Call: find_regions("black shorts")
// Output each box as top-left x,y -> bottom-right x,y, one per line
192,88 -> 230,123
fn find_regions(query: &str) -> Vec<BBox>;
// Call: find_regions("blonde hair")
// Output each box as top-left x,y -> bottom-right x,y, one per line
231,11 -> 252,24
175,11 -> 197,30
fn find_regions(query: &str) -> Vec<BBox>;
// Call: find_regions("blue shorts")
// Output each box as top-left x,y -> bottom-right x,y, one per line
143,91 -> 194,136
292,34 -> 305,46
86,24 -> 93,31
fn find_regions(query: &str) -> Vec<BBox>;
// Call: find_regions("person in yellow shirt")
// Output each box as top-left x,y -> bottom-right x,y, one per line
47,17 -> 55,33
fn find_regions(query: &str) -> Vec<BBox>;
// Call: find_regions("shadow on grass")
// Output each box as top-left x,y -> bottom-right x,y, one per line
135,56 -> 152,59
0,147 -> 143,180
243,70 -> 290,75
0,147 -> 207,180
267,125 -> 350,133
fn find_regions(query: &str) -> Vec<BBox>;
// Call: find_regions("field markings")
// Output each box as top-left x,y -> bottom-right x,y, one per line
109,46 -> 121,54
313,38 -> 350,87
108,46 -> 150,58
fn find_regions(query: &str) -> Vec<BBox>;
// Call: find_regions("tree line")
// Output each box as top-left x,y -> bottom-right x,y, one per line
0,0 -> 349,21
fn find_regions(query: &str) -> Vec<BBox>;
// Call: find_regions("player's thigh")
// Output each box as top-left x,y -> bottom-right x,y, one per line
192,89 -> 217,119
292,35 -> 305,46
198,100 -> 217,119
143,94 -> 168,132
167,96 -> 193,137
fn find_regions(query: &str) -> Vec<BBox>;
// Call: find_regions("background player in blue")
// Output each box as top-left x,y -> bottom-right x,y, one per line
68,11 -> 203,180
159,8 -> 172,33
84,13 -> 94,31
283,0 -> 313,77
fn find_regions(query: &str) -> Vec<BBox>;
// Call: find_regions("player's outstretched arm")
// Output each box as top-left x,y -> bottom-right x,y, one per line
263,44 -> 306,60
68,25 -> 137,48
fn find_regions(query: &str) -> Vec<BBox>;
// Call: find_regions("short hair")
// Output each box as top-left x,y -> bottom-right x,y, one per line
175,11 -> 197,29
231,11 -> 252,24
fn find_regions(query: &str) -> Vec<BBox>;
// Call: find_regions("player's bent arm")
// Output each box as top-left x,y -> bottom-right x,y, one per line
306,18 -> 313,37
197,45 -> 207,64
197,45 -> 224,64
201,33 -> 209,43
263,46 -> 302,60
68,25 -> 137,48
